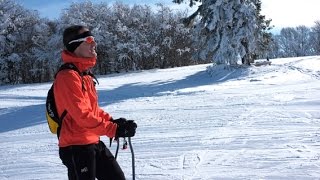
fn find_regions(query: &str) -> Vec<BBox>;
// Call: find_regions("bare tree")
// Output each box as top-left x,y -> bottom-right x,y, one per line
311,21 -> 320,55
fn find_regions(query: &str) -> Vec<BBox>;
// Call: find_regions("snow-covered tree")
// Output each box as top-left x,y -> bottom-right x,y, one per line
310,21 -> 320,55
242,0 -> 273,61
266,34 -> 282,58
0,0 -> 43,83
29,20 -> 62,82
0,0 -> 25,83
151,4 -> 191,68
0,0 -> 201,84
295,25 -> 313,56
276,28 -> 297,57
174,0 -> 271,65
275,26 -> 313,57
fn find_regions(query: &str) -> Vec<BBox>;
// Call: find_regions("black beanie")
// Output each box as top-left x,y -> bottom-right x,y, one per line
65,31 -> 93,52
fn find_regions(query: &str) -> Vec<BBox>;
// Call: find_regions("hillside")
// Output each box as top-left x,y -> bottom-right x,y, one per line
1,56 -> 320,179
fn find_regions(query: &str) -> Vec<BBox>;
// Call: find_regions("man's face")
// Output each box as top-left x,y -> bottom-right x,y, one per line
73,28 -> 97,58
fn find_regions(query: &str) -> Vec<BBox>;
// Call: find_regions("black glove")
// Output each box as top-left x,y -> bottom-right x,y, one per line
113,118 -> 137,138
111,117 -> 127,124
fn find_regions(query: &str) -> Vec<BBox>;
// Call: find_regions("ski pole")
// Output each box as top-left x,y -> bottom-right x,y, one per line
114,138 -> 120,159
128,137 -> 135,180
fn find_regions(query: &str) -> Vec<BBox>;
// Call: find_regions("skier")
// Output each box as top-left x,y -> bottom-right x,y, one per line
55,25 -> 137,180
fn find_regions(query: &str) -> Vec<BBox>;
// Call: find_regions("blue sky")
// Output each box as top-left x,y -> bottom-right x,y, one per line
15,0 -> 186,20
15,0 -> 320,29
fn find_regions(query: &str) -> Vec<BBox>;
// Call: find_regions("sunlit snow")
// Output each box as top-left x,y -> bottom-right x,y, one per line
1,56 -> 320,179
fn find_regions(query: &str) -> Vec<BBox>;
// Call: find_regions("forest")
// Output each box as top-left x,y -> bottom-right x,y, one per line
1,0 -> 320,84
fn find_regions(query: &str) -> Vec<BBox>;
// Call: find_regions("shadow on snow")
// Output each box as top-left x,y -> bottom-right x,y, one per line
0,103 -> 46,133
98,67 -> 249,106
0,66 -> 249,133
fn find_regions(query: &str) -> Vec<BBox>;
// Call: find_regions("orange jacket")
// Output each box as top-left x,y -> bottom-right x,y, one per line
54,50 -> 117,147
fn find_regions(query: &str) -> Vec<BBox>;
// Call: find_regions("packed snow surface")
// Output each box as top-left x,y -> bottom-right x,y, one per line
1,56 -> 320,179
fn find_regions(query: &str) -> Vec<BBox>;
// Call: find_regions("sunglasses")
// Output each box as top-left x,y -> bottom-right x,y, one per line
68,36 -> 95,44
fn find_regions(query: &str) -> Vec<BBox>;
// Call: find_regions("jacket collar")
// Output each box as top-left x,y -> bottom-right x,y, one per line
61,50 -> 96,72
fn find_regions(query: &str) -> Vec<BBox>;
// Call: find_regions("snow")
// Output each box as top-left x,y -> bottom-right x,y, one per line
1,56 -> 320,179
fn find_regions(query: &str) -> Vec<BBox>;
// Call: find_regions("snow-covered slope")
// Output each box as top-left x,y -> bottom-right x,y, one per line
1,56 -> 320,179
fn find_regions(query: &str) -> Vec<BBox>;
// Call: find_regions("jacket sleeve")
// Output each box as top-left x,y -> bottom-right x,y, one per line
55,70 -> 117,137
99,107 -> 112,121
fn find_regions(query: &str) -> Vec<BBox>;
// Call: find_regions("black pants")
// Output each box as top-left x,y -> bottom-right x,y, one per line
59,141 -> 125,180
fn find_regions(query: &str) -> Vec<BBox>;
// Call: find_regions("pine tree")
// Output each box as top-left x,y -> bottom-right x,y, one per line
174,0 -> 272,65
250,0 -> 273,62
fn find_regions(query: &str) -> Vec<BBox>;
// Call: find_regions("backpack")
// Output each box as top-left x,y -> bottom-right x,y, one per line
45,63 -> 98,138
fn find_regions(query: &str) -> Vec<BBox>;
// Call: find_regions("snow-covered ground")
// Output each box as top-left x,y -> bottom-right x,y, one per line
1,56 -> 320,180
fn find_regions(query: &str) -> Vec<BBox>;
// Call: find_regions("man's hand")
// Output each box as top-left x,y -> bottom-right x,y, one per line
112,118 -> 137,138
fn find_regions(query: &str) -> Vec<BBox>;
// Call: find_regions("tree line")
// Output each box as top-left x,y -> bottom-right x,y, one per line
268,24 -> 320,58
0,1 -> 202,84
0,0 -> 320,85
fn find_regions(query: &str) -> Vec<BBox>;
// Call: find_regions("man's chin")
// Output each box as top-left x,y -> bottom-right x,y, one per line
88,51 -> 97,57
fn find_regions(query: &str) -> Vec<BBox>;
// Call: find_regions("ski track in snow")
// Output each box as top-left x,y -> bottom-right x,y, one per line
1,56 -> 320,179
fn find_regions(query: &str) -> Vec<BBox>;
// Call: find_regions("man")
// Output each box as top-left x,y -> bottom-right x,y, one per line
55,25 -> 137,180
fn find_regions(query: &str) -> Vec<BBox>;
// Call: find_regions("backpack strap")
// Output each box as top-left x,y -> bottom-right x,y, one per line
56,63 -> 99,88
83,70 -> 99,85
54,63 -> 81,78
